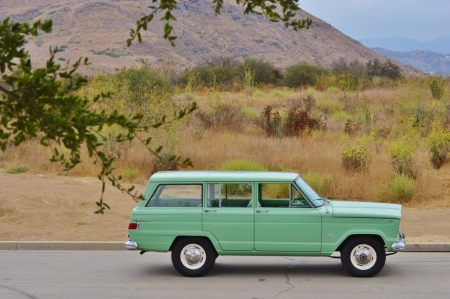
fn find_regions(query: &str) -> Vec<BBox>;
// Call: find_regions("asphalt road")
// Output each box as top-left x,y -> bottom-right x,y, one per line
1,251 -> 449,299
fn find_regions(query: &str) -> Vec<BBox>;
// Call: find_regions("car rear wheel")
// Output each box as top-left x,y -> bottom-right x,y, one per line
341,237 -> 386,277
171,238 -> 216,277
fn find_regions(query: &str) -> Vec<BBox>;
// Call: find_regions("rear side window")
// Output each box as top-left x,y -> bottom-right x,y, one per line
146,184 -> 202,207
207,183 -> 252,208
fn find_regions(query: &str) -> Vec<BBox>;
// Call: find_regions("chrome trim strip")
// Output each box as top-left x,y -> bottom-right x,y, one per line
125,241 -> 138,250
391,233 -> 406,252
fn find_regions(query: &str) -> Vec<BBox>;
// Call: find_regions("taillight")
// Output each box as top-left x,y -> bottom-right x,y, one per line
128,223 -> 139,230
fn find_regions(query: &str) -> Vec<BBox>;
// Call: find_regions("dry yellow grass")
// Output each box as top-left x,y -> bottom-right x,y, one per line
1,83 -> 450,209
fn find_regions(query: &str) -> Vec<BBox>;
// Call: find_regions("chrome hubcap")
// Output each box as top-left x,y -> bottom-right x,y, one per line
354,248 -> 372,265
180,244 -> 206,270
350,244 -> 377,270
184,248 -> 202,265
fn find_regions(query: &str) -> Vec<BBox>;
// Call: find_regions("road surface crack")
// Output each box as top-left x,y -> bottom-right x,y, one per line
271,260 -> 306,298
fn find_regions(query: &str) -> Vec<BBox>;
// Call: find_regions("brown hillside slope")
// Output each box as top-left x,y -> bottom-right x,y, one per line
1,0 -> 419,75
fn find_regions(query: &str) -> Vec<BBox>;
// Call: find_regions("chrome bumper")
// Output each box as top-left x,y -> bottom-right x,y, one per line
391,233 -> 406,252
125,241 -> 138,250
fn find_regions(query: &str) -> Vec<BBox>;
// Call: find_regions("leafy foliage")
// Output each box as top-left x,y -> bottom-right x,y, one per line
341,139 -> 369,171
429,78 -> 445,100
283,63 -> 329,87
366,58 -> 402,80
0,18 -> 196,213
234,58 -> 277,85
181,65 -> 232,87
127,0 -> 312,46
426,118 -> 450,169
389,134 -> 416,178
387,174 -> 415,203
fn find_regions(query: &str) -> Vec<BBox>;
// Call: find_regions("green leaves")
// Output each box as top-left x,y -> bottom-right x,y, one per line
127,0 -> 311,46
1,17 -> 196,214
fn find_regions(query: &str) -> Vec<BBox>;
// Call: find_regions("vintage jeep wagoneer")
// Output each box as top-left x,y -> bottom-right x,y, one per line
125,171 -> 405,277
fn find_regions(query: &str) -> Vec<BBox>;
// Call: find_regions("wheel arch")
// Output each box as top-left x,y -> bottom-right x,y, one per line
335,234 -> 385,252
169,235 -> 221,255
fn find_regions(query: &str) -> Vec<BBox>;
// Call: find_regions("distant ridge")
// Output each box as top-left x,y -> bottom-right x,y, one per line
362,36 -> 450,54
0,0 -> 421,75
372,47 -> 450,75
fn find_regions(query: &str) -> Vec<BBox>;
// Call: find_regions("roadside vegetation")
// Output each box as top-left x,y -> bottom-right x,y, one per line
1,57 -> 450,208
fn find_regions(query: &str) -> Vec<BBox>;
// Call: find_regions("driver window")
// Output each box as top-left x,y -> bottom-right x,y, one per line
259,183 -> 311,208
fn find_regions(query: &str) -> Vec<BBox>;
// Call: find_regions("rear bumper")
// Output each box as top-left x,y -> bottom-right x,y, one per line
391,233 -> 406,251
125,241 -> 138,250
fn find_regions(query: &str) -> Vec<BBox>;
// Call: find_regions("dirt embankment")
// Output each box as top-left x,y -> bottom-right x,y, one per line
0,173 -> 449,242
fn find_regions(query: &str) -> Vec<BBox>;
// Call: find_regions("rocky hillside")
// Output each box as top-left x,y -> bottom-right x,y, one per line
1,0 -> 420,75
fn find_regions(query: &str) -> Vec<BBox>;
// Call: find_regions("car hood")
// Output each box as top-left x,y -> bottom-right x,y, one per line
331,200 -> 402,219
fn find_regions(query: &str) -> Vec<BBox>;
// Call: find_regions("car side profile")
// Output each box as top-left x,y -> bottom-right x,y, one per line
125,171 -> 406,277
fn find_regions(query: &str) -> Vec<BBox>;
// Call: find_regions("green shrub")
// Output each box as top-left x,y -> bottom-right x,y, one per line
233,58 -> 276,84
366,59 -> 402,80
389,135 -> 416,177
426,119 -> 450,169
253,89 -> 266,97
270,89 -> 285,98
241,107 -> 260,119
283,63 -> 329,88
326,86 -> 340,94
388,174 -> 415,203
181,65 -> 232,87
429,78 -> 445,99
183,91 -> 194,101
219,159 -> 268,171
316,97 -> 342,114
341,139 -> 369,171
372,76 -> 381,86
332,111 -> 352,122
123,167 -> 139,181
114,67 -> 173,105
5,166 -> 28,174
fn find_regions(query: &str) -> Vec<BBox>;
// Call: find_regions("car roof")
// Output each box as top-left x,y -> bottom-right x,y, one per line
149,171 -> 300,183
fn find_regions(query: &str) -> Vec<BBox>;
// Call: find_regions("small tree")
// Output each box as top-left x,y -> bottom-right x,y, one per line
0,18 -> 196,213
283,63 -> 329,88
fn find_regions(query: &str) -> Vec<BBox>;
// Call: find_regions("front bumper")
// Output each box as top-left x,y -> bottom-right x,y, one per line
125,241 -> 138,250
391,233 -> 406,251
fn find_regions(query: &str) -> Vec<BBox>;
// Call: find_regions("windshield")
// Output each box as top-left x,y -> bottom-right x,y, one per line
295,177 -> 324,207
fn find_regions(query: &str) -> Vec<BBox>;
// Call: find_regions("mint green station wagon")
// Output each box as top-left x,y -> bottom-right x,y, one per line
125,171 -> 405,277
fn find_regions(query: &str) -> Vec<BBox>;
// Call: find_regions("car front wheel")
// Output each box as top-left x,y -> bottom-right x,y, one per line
171,238 -> 216,277
341,237 -> 386,277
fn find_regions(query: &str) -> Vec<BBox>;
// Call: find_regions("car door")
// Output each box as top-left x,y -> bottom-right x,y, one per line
254,183 -> 322,252
202,182 -> 254,251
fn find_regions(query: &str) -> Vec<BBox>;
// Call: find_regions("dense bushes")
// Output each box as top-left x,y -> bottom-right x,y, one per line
234,58 -> 277,85
283,63 -> 330,88
115,67 -> 173,105
178,56 -> 402,90
181,65 -> 232,87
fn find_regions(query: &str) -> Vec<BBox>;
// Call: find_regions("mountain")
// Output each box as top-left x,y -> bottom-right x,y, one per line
0,0 -> 420,76
373,47 -> 450,75
363,36 -> 450,54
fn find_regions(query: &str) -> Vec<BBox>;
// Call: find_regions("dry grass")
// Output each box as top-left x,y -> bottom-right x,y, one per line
2,82 -> 450,208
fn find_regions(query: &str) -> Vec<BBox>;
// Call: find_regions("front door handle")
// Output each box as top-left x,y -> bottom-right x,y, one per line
256,210 -> 269,213
204,209 -> 217,213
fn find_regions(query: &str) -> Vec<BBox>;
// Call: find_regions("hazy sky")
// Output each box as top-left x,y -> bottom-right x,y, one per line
301,0 -> 450,41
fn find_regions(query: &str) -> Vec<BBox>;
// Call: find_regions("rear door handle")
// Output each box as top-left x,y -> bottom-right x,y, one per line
256,210 -> 269,213
204,209 -> 217,213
